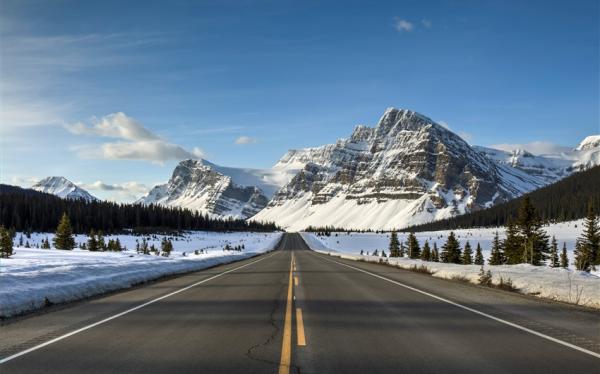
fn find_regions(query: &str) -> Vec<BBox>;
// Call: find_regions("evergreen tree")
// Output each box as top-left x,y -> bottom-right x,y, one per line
516,196 -> 549,265
407,232 -> 421,259
574,205 -> 599,271
503,218 -> 522,264
461,241 -> 473,264
115,238 -> 122,251
161,238 -> 173,256
441,232 -> 462,263
53,212 -> 75,250
97,231 -> 106,251
560,242 -> 569,268
431,242 -> 440,262
0,226 -> 14,258
87,230 -> 98,252
41,238 -> 51,249
549,236 -> 559,267
399,241 -> 406,257
474,243 -> 484,265
420,241 -> 431,261
389,231 -> 400,257
488,231 -> 505,265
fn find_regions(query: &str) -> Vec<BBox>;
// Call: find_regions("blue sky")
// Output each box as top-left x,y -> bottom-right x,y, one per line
1,0 -> 598,201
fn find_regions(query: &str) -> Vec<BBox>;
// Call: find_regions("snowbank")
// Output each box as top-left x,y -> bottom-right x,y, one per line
301,231 -> 600,309
0,232 -> 282,318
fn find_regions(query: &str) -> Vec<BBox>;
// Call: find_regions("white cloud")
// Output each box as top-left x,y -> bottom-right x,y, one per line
437,120 -> 450,130
68,113 -> 205,164
65,112 -> 158,141
421,19 -> 432,28
394,18 -> 414,33
458,132 -> 473,143
235,136 -> 258,145
79,180 -> 149,194
489,141 -> 572,155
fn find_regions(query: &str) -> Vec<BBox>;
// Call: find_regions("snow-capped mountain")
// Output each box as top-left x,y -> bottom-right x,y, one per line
137,159 -> 302,219
252,108 -> 557,231
134,108 -> 600,228
32,177 -> 98,202
475,135 -> 600,182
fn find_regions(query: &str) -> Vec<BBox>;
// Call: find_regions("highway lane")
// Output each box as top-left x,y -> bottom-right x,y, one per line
1,233 -> 599,373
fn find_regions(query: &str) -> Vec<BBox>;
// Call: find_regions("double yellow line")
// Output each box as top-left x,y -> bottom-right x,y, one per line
279,252 -> 306,374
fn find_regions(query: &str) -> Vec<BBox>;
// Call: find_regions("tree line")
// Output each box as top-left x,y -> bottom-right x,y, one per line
350,197 -> 599,273
407,165 -> 600,232
0,184 -> 279,234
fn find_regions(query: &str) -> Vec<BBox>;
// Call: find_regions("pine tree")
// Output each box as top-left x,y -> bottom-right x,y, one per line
474,243 -> 484,265
488,231 -> 504,265
420,241 -> 431,261
431,242 -> 440,262
97,231 -> 106,251
53,213 -> 75,250
161,238 -> 173,257
560,242 -> 569,268
41,237 -> 51,249
407,233 -> 421,259
87,230 -> 98,252
574,205 -> 599,271
441,232 -> 462,264
389,231 -> 400,257
503,218 -> 522,264
0,226 -> 14,258
549,236 -> 559,267
399,241 -> 406,257
461,241 -> 473,264
115,238 -> 122,251
505,195 -> 549,265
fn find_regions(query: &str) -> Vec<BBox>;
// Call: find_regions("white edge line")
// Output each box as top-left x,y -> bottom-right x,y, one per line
317,254 -> 600,360
0,251 -> 279,364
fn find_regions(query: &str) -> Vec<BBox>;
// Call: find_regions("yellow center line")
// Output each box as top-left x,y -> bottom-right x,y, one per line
296,308 -> 306,346
278,252 -> 294,374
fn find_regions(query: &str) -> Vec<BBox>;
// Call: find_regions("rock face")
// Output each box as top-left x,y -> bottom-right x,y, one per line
137,108 -> 600,228
138,160 -> 271,219
252,108 -> 567,231
32,177 -> 98,202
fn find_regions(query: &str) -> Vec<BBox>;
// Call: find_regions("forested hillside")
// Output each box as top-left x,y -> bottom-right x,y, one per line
407,165 -> 600,232
0,185 -> 279,233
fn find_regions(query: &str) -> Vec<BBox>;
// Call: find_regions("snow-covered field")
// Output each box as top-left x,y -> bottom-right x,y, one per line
0,231 -> 282,318
301,220 -> 600,309
304,220 -> 590,271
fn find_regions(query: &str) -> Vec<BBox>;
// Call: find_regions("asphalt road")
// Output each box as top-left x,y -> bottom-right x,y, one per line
1,233 -> 599,373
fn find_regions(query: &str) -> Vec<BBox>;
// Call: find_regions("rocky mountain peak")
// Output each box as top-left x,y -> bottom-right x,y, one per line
32,176 -> 98,202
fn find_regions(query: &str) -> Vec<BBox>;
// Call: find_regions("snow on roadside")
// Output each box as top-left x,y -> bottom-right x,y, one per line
0,232 -> 282,318
301,231 -> 600,309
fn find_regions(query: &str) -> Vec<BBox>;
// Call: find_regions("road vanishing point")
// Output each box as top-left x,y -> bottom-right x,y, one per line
1,233 -> 599,373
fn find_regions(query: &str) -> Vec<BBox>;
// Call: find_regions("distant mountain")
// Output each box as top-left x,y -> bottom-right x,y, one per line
31,177 -> 98,202
137,159 -> 302,219
474,135 -> 600,183
252,108 -> 571,231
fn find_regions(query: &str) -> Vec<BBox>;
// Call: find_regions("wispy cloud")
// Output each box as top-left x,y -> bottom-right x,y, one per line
67,113 -> 205,164
394,18 -> 414,33
421,19 -> 432,28
235,136 -> 258,145
489,141 -> 572,155
0,29 -> 164,128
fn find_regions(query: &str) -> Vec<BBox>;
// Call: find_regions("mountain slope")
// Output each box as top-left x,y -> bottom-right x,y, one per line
137,154 -> 305,219
32,177 -> 98,202
252,108 -> 553,231
407,165 -> 600,232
